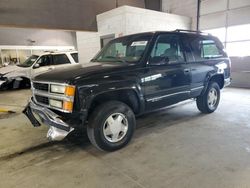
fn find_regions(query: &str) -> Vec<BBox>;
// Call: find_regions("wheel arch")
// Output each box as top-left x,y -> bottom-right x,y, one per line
209,74 -> 224,89
87,88 -> 143,117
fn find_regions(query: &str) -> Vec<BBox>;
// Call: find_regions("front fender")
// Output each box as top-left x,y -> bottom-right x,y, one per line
77,81 -> 144,113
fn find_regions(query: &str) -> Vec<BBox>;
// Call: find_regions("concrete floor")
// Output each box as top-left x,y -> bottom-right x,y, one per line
0,88 -> 250,188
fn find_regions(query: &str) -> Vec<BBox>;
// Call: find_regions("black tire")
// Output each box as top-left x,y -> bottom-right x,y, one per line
196,82 -> 220,114
87,101 -> 136,151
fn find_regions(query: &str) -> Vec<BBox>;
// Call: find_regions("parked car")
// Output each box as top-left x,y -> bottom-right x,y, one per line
23,30 -> 231,151
0,51 -> 78,89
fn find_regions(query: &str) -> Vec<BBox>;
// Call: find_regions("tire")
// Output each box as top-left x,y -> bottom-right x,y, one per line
87,101 -> 136,151
196,82 -> 220,114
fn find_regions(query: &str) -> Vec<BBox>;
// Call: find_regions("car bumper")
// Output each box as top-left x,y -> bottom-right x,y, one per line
224,77 -> 231,87
23,99 -> 74,141
0,78 -> 8,88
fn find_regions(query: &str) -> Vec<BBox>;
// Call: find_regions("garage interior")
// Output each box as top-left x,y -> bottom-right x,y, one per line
0,0 -> 250,187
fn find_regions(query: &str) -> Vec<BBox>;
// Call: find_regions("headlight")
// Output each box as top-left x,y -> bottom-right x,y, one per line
50,85 -> 65,94
49,84 -> 75,112
49,99 -> 63,108
50,84 -> 75,96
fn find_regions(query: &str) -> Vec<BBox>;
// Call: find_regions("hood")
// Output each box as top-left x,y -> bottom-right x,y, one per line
0,65 -> 27,75
33,62 -> 129,83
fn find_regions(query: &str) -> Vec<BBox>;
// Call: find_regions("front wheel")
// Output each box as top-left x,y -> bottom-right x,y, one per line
196,82 -> 220,114
87,101 -> 136,151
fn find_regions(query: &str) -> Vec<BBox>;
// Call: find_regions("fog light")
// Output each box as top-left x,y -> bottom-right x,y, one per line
49,99 -> 63,108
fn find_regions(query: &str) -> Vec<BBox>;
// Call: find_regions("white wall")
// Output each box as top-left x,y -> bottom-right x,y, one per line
76,32 -> 101,63
97,6 -> 191,36
77,6 -> 191,63
0,27 -> 77,47
161,0 -> 197,29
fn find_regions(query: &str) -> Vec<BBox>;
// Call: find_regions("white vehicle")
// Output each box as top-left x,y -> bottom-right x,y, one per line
0,51 -> 78,89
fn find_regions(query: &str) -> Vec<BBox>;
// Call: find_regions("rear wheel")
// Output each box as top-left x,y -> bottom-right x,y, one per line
87,101 -> 136,151
196,82 -> 220,114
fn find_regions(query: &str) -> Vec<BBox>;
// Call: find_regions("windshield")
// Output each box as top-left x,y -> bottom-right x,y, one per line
92,34 -> 153,63
18,55 -> 39,67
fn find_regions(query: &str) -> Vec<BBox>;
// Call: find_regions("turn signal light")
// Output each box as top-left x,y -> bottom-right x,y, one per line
63,101 -> 74,112
65,86 -> 75,96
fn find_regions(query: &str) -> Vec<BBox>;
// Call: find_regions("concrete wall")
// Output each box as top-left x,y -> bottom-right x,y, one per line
161,0 -> 198,29
77,6 -> 191,63
76,32 -> 101,64
0,27 -> 77,47
97,6 -> 191,36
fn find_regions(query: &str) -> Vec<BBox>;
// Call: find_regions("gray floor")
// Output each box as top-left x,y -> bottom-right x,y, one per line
0,88 -> 250,188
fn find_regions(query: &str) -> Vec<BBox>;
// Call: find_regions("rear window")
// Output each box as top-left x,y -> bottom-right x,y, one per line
71,53 -> 79,63
187,36 -> 226,62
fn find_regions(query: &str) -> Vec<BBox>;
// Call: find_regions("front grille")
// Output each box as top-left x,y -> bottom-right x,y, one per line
33,82 -> 49,92
35,95 -> 49,105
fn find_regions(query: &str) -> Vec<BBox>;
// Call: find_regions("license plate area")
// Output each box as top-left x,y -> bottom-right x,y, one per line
23,104 -> 41,127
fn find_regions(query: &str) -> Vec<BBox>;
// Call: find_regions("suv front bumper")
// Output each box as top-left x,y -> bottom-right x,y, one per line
224,77 -> 231,87
23,99 -> 74,141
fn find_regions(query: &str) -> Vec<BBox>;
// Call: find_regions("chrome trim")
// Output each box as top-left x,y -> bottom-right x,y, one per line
191,86 -> 204,91
31,81 -> 75,113
33,80 -> 69,86
147,91 -> 190,102
34,100 -> 72,113
29,100 -> 74,141
224,78 -> 231,87
33,90 -> 74,102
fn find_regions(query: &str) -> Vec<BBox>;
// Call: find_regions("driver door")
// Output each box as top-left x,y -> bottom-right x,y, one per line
143,34 -> 191,110
31,55 -> 53,77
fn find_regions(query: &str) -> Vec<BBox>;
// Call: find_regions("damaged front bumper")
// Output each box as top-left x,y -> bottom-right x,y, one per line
23,99 -> 74,141
0,76 -> 8,89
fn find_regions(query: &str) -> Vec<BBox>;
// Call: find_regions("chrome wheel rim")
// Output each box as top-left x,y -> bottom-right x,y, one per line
208,88 -> 218,108
103,113 -> 128,143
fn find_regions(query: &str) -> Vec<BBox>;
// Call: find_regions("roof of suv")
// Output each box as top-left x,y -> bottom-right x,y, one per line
41,51 -> 78,56
119,30 -> 213,39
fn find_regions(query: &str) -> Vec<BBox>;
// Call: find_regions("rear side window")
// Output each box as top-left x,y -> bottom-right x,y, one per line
202,40 -> 222,58
186,36 -> 225,62
52,54 -> 70,65
71,53 -> 79,63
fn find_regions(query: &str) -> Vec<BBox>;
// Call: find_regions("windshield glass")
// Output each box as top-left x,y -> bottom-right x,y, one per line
92,34 -> 153,63
18,55 -> 39,67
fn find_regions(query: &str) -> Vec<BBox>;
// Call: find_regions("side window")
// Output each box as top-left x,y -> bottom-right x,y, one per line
71,53 -> 79,63
36,55 -> 51,67
188,36 -> 225,62
202,40 -> 221,58
52,54 -> 70,65
150,34 -> 184,65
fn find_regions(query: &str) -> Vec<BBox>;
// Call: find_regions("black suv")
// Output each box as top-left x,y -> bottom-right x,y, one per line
24,30 -> 231,151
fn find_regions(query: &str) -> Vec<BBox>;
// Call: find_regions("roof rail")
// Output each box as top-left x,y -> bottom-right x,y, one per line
175,29 -> 211,35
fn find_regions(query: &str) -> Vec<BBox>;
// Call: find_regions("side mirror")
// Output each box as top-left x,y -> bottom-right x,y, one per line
149,56 -> 169,66
33,63 -> 40,69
